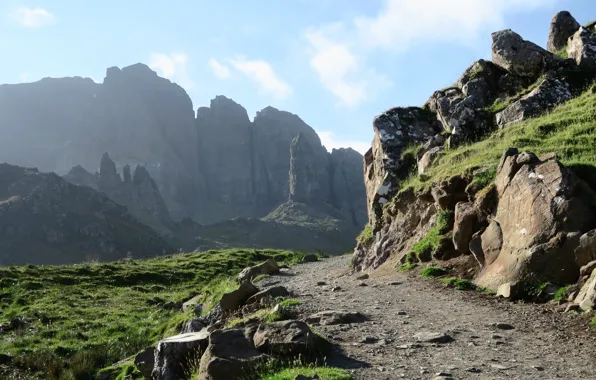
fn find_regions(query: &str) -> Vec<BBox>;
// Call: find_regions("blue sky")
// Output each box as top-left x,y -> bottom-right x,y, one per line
1,0 -> 594,153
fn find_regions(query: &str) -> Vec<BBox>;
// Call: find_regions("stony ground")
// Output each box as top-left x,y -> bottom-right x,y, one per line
259,255 -> 596,380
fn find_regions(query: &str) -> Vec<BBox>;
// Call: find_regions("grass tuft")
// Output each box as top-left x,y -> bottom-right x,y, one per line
420,266 -> 449,278
398,262 -> 418,272
356,225 -> 374,245
408,210 -> 453,261
441,277 -> 476,290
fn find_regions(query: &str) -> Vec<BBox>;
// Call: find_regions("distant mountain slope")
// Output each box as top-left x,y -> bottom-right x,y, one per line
0,163 -> 172,265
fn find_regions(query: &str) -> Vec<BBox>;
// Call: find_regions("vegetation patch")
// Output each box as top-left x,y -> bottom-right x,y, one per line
553,285 -> 572,302
408,210 -> 453,261
0,249 -> 308,380
555,46 -> 568,59
258,366 -> 353,380
401,84 -> 596,192
356,225 -> 374,245
420,266 -> 449,278
398,262 -> 418,272
441,277 -> 476,290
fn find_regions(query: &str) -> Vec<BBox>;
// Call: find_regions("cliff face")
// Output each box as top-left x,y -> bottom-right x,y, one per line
0,65 -> 366,233
354,11 -> 596,304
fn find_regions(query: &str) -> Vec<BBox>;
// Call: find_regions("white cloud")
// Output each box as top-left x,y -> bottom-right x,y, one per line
10,7 -> 55,28
230,57 -> 292,99
208,58 -> 231,79
149,52 -> 194,89
317,130 -> 370,154
305,0 -> 556,107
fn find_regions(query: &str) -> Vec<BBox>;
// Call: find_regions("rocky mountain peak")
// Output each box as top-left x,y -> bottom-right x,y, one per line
99,152 -> 121,185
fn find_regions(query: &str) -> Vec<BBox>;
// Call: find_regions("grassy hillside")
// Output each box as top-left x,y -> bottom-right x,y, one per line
0,249 -> 310,380
402,84 -> 596,192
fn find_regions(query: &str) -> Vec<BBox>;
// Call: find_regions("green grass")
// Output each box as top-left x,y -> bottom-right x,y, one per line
0,248 -> 308,380
553,285 -> 572,302
441,277 -> 476,290
420,266 -> 448,278
258,366 -> 353,380
401,84 -> 596,192
591,316 -> 596,327
407,210 -> 453,261
356,225 -> 374,245
555,46 -> 568,59
397,262 -> 418,271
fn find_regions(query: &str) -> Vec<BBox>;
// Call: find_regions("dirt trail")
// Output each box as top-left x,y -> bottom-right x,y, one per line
259,255 -> 596,380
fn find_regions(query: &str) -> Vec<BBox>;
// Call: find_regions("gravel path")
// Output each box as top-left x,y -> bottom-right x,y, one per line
260,255 -> 596,380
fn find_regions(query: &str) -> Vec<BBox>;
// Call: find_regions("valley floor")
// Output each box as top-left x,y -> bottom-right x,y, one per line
259,256 -> 596,380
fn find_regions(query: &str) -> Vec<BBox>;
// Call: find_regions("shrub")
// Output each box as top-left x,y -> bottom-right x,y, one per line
420,266 -> 448,278
441,277 -> 476,290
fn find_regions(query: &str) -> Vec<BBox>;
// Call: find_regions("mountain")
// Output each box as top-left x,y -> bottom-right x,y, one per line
0,163 -> 172,265
0,66 -> 366,257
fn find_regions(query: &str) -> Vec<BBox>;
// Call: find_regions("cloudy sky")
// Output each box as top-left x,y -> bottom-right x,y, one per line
0,0 -> 594,153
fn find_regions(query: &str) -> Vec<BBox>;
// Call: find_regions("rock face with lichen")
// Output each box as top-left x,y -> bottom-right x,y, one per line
353,11 -> 596,302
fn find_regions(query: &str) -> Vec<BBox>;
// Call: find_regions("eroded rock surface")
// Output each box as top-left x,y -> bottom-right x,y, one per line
547,11 -> 581,53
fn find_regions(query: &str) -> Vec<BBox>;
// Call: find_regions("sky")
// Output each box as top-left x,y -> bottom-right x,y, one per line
0,0 -> 594,154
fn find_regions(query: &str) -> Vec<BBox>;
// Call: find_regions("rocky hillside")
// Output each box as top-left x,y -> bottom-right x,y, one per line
0,164 -> 172,265
354,11 -> 596,308
0,68 -> 366,230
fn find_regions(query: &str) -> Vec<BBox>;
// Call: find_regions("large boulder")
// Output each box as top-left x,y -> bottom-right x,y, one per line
253,320 -> 317,357
418,146 -> 444,175
547,11 -> 581,53
474,149 -> 596,290
237,259 -> 279,284
198,329 -> 265,380
495,76 -> 572,128
365,107 -> 442,225
491,29 -> 559,79
469,220 -> 503,267
567,27 -> 596,69
574,270 -> 596,311
152,330 -> 210,380
219,282 -> 259,312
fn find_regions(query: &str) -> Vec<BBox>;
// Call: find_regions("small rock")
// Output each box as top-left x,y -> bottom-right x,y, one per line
466,367 -> 481,373
492,364 -> 515,370
396,311 -> 408,316
301,253 -> 319,263
331,286 -> 342,292
532,365 -> 545,371
359,336 -> 378,344
493,322 -> 515,330
357,282 -> 368,287
316,281 -> 327,286
413,332 -> 454,344
435,372 -> 452,377
387,281 -> 402,286
356,273 -> 369,280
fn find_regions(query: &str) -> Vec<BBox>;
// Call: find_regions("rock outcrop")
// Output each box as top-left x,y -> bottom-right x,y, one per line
547,11 -> 581,53
65,153 -> 173,233
567,27 -> 596,69
354,10 -> 596,301
0,164 -> 172,265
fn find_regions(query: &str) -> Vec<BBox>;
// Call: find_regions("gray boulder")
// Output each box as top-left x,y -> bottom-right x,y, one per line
491,29 -> 559,79
452,202 -> 479,254
418,146 -> 444,175
253,320 -> 317,356
575,229 -> 596,268
182,295 -> 203,316
547,11 -> 581,53
495,77 -> 572,128
219,282 -> 259,312
198,329 -> 265,380
152,330 -> 210,380
567,27 -> 596,69
305,310 -> 366,325
245,286 -> 290,305
133,347 -> 154,379
237,259 -> 279,284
